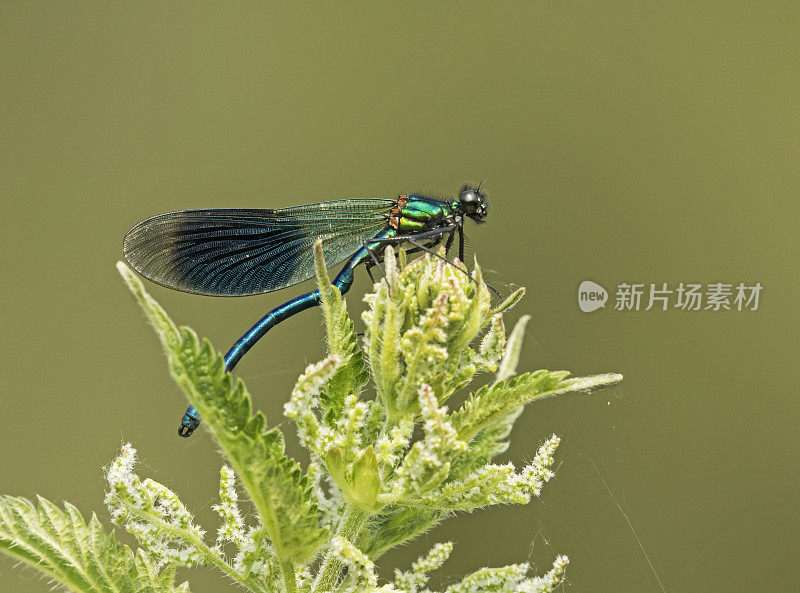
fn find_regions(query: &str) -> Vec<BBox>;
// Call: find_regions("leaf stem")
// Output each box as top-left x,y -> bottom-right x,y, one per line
282,559 -> 297,593
313,505 -> 367,593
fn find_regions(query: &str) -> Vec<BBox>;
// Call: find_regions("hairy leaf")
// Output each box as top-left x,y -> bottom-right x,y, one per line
489,287 -> 526,316
118,262 -> 328,564
358,506 -> 445,559
450,371 -> 623,441
314,241 -> 370,421
494,315 -> 530,383
0,495 -> 188,593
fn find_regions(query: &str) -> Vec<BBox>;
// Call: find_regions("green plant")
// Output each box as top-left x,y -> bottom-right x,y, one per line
0,243 -> 621,593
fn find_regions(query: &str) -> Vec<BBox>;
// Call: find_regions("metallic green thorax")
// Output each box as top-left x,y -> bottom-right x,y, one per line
391,195 -> 459,234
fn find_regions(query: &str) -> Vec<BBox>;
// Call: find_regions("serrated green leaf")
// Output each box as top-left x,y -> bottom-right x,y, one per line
362,248 -> 406,414
489,287 -> 526,316
117,262 -> 328,564
450,370 -> 623,441
313,241 -> 370,421
446,406 -> 523,483
358,506 -> 445,560
0,495 -> 188,593
494,315 -> 529,383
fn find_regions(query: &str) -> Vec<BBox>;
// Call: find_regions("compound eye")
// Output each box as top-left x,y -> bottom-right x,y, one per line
460,190 -> 479,214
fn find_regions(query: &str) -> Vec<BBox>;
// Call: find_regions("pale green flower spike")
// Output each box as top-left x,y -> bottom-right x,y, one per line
105,444 -> 207,568
330,536 -> 378,591
394,542 -> 454,592
0,242 -> 621,593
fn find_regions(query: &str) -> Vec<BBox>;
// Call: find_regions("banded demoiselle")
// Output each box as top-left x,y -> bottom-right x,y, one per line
123,184 -> 489,437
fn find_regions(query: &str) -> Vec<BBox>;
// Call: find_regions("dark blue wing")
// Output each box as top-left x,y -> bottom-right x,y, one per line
123,199 -> 393,296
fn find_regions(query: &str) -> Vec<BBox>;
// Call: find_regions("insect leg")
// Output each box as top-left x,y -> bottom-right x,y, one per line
444,230 -> 456,257
365,259 -> 377,283
363,243 -> 387,285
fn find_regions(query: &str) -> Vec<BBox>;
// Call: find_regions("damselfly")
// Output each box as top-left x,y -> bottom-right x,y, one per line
123,184 -> 490,437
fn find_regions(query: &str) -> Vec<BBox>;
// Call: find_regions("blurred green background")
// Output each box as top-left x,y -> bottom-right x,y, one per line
2,3 -> 797,592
